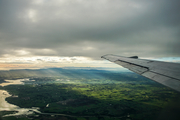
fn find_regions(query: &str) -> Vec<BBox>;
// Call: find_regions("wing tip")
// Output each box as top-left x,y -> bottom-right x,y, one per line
101,54 -> 113,58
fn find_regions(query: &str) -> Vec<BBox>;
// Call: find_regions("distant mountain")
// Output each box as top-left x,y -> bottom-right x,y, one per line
0,67 -> 154,84
0,67 -> 118,78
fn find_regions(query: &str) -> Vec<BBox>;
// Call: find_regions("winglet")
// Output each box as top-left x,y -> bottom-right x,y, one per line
129,56 -> 138,59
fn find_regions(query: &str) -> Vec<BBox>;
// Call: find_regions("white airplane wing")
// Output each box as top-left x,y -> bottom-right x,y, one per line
101,54 -> 180,92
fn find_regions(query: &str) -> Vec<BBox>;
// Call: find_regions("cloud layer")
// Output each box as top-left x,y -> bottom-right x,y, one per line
0,0 -> 180,60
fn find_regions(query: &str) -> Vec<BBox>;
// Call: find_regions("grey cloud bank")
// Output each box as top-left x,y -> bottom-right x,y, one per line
0,0 -> 180,59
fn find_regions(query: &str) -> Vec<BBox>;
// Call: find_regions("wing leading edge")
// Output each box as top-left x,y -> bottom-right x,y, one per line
101,54 -> 180,92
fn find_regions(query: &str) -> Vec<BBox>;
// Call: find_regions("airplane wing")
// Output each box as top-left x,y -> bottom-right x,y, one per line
101,54 -> 180,92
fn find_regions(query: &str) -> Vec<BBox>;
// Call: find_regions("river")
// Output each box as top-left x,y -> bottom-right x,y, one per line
0,79 -> 41,117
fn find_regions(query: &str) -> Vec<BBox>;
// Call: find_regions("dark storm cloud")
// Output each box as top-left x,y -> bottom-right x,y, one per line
0,0 -> 180,59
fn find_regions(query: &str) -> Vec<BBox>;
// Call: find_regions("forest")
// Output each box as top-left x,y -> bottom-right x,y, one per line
0,68 -> 180,120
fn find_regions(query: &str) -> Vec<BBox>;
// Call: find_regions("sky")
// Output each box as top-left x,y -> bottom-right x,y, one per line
0,0 -> 180,70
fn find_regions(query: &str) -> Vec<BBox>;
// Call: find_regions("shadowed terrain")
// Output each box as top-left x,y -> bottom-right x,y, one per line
0,68 -> 180,120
